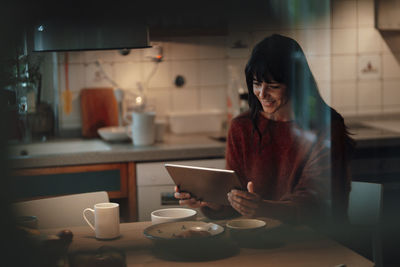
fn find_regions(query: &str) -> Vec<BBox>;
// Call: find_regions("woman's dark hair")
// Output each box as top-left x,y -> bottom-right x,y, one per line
245,34 -> 332,138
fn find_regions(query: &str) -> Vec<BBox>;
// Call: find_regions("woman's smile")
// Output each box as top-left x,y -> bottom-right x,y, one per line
252,79 -> 291,119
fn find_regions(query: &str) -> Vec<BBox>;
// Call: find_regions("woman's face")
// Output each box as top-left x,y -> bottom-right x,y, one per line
252,79 -> 291,119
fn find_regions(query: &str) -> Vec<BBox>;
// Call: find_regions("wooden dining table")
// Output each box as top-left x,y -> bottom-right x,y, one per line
42,219 -> 374,267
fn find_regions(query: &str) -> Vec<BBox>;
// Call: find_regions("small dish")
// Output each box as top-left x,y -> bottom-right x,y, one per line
226,218 -> 283,248
97,126 -> 129,141
226,219 -> 266,230
150,208 -> 197,225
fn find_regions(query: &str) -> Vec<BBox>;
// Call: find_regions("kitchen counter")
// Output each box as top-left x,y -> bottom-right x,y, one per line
8,133 -> 227,169
8,118 -> 400,169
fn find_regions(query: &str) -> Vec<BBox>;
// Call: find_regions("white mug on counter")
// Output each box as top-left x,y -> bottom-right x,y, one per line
129,111 -> 156,146
83,202 -> 120,239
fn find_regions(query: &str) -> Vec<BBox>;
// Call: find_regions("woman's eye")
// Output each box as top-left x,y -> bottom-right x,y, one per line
268,85 -> 280,89
253,82 -> 261,88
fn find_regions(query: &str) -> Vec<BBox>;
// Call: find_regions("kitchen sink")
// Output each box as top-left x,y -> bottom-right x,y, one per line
8,139 -> 111,157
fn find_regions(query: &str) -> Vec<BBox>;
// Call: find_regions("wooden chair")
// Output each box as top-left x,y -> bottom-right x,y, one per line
348,181 -> 383,267
12,191 -> 109,229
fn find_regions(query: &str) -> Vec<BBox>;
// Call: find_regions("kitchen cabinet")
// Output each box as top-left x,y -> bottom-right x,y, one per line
11,162 -> 138,222
136,158 -> 225,221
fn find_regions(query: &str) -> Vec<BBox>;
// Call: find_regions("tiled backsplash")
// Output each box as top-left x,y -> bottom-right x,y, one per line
56,0 -> 400,130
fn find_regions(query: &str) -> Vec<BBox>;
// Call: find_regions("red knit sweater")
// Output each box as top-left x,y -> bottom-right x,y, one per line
225,111 -> 351,224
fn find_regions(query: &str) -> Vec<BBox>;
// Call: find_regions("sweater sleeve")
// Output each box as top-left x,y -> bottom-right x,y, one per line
280,120 -> 351,225
225,119 -> 246,186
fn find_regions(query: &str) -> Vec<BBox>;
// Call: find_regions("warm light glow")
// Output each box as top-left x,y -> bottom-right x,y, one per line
136,96 -> 143,104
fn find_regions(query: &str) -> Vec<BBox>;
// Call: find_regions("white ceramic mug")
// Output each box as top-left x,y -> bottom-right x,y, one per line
130,111 -> 155,146
83,202 -> 120,239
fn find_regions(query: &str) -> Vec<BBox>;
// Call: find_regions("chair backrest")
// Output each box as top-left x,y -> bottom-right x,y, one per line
348,181 -> 383,226
12,191 -> 109,229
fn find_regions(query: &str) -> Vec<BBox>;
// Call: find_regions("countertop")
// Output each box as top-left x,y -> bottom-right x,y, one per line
8,133 -> 227,169
8,117 -> 400,169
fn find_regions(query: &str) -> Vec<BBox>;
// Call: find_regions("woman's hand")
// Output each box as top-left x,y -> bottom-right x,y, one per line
227,181 -> 261,217
174,186 -> 222,210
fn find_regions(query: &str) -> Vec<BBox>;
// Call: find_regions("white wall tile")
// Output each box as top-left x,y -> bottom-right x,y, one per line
332,0 -> 357,29
357,80 -> 382,107
171,61 -> 199,87
171,88 -> 199,112
308,56 -> 331,81
332,55 -> 357,81
58,63 -> 86,92
84,50 -> 117,63
332,28 -> 357,54
332,81 -> 357,112
84,62 -> 115,88
357,0 -> 374,27
143,61 -> 172,88
227,31 -> 253,59
113,62 -> 143,89
227,58 -> 248,88
199,36 -> 227,59
316,80 -> 332,105
146,88 -> 172,118
298,29 -> 331,56
383,80 -> 400,106
113,48 -> 143,62
358,54 -> 381,80
169,38 -> 199,60
199,59 -> 227,86
358,28 -> 382,53
199,86 -> 227,111
382,53 -> 400,79
57,51 -> 85,64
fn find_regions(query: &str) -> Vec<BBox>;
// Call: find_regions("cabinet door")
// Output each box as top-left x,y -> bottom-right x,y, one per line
11,163 -> 129,200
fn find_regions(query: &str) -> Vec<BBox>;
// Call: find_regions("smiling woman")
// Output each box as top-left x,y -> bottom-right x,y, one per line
175,34 -> 355,229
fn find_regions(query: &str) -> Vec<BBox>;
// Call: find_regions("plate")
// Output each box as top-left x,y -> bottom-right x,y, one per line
144,221 -> 238,261
144,221 -> 224,240
97,126 -> 129,141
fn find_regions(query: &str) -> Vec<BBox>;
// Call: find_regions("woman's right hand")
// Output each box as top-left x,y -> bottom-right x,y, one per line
174,186 -> 222,210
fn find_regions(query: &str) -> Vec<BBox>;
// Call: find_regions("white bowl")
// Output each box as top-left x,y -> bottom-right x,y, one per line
151,208 -> 197,225
97,126 -> 129,141
226,219 -> 266,230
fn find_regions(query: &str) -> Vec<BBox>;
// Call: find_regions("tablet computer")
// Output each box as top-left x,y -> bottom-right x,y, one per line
165,163 -> 243,205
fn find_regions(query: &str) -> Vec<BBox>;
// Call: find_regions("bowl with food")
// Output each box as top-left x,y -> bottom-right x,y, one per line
143,221 -> 236,260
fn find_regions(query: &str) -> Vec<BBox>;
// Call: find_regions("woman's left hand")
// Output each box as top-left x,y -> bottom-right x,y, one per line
227,181 -> 261,217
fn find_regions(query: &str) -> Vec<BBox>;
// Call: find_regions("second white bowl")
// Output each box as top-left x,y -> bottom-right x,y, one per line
151,208 -> 197,225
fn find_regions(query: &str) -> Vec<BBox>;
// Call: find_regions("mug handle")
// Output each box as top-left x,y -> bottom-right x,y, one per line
123,113 -> 132,125
83,208 -> 95,231
125,125 -> 132,139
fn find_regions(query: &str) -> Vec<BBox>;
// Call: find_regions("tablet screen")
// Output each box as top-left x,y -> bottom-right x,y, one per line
165,164 -> 243,205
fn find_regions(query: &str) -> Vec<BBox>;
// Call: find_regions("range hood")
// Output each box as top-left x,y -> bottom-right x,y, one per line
375,0 -> 400,30
32,18 -> 150,52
